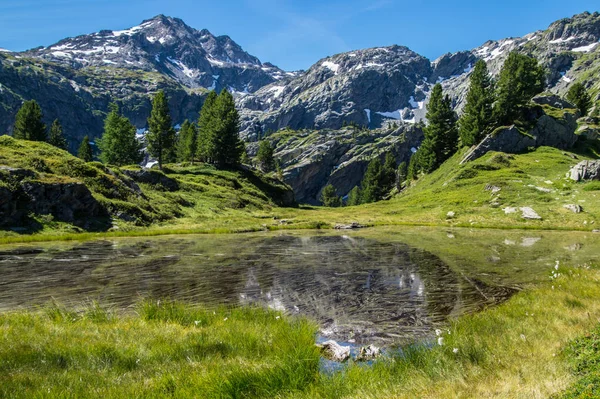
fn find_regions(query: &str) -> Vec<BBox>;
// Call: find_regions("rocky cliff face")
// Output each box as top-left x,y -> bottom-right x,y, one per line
238,12 -> 600,137
248,125 -> 424,204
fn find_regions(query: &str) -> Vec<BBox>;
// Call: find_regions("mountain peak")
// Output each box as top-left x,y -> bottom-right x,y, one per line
20,16 -> 287,93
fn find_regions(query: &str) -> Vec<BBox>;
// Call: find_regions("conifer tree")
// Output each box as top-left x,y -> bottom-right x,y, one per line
347,186 -> 362,206
77,136 -> 93,162
212,90 -> 244,167
320,184 -> 342,207
97,103 -> 142,166
197,91 -> 218,162
176,120 -> 198,163
412,84 -> 458,175
459,60 -> 494,146
493,52 -> 545,125
256,140 -> 275,172
360,158 -> 383,204
407,152 -> 419,181
381,151 -> 397,194
13,100 -> 46,141
566,82 -> 592,117
147,91 -> 176,169
240,143 -> 250,165
48,119 -> 68,150
396,161 -> 407,191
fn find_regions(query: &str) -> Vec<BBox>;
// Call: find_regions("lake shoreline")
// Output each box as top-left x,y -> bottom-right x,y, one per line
0,219 -> 598,245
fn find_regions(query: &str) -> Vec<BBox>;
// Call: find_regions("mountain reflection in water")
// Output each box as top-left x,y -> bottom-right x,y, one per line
0,233 -> 515,344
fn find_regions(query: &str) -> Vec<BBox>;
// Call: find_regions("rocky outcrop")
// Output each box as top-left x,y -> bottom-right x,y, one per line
461,105 -> 578,164
123,169 -> 179,191
256,125 -> 423,204
0,171 -> 107,228
568,160 -> 600,181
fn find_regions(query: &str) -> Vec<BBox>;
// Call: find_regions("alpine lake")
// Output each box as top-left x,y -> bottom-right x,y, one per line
1,226 -> 598,352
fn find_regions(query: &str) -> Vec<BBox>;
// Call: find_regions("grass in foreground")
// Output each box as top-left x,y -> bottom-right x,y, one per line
558,324 -> 600,398
2,261 -> 600,398
0,302 -> 320,398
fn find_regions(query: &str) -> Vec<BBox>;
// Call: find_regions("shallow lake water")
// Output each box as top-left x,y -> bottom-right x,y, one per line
0,227 -> 598,346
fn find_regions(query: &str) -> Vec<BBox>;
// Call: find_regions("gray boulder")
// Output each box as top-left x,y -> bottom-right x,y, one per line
568,160 -> 600,181
563,204 -> 583,213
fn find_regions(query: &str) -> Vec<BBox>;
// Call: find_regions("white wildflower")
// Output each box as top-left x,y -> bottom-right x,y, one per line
223,317 -> 228,321
453,348 -> 459,354
435,329 -> 442,336
438,337 -> 444,346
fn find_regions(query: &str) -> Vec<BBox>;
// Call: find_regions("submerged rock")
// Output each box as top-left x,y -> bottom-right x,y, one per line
318,340 -> 351,362
356,344 -> 381,361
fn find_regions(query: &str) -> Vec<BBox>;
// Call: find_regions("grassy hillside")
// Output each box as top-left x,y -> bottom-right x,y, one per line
1,131 -> 599,243
0,136 -> 294,239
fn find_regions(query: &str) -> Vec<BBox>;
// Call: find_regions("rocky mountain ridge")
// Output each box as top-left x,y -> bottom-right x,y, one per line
237,11 -> 600,137
1,12 -> 599,146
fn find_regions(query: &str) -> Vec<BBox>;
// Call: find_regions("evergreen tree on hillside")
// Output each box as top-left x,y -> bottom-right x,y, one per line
493,52 -> 545,126
256,140 -> 275,172
320,184 -> 342,207
77,136 -> 93,162
347,186 -> 361,206
147,91 -> 176,169
566,82 -> 592,117
381,151 -> 397,194
98,103 -> 142,166
360,158 -> 383,204
197,91 -> 218,162
212,90 -> 244,167
13,100 -> 46,141
412,84 -> 458,176
459,60 -> 495,147
176,120 -> 198,163
407,152 -> 418,181
396,161 -> 407,191
48,119 -> 68,150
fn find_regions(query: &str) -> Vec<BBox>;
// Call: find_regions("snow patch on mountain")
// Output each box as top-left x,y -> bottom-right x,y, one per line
571,42 -> 599,52
167,57 -> 196,78
322,61 -> 340,74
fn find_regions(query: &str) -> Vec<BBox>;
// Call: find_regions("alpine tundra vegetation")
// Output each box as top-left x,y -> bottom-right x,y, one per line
1,5 -> 600,399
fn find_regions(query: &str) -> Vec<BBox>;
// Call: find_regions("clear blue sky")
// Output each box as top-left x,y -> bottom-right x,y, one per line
0,0 -> 598,71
